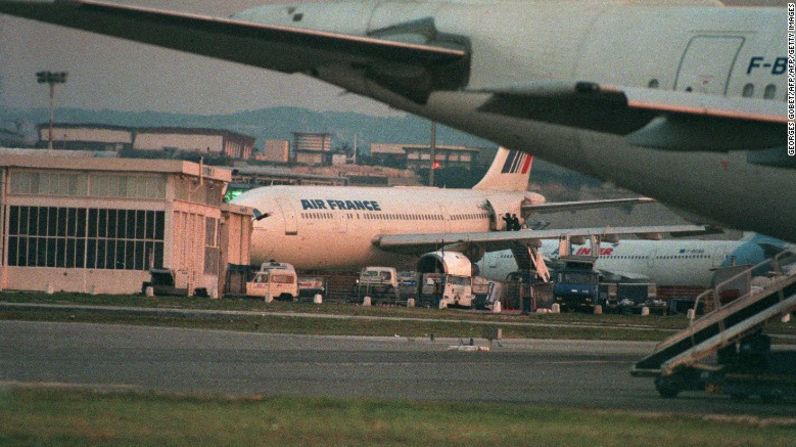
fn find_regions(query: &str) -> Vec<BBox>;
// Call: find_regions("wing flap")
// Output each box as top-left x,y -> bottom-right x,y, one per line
477,81 -> 783,151
523,197 -> 655,214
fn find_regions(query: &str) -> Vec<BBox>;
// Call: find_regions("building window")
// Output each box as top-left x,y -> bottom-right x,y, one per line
204,217 -> 220,274
174,177 -> 222,206
89,175 -> 165,199
10,171 -> 163,199
7,206 -> 164,270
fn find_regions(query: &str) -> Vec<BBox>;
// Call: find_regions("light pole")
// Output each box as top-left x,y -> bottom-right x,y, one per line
36,71 -> 68,149
429,121 -> 437,187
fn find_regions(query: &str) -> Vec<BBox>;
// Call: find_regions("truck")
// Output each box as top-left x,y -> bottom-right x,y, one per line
598,282 -> 662,314
552,258 -> 600,311
397,271 -> 418,301
297,276 -> 326,299
416,251 -> 474,309
245,261 -> 298,302
617,282 -> 663,314
353,266 -> 400,304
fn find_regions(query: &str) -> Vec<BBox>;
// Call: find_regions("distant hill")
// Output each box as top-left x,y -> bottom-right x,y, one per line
0,106 -> 602,188
0,106 -> 491,150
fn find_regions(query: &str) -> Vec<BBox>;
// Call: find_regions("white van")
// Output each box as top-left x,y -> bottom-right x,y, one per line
246,262 -> 298,302
354,266 -> 400,303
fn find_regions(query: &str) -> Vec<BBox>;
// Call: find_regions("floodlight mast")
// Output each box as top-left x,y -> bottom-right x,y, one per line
36,71 -> 68,150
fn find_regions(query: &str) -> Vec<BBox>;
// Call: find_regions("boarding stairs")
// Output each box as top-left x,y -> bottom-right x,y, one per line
510,244 -> 550,282
631,250 -> 796,378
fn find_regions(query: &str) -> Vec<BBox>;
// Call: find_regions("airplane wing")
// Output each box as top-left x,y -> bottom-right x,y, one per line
0,0 -> 469,103
523,197 -> 655,214
477,81 -> 783,152
374,224 -> 708,255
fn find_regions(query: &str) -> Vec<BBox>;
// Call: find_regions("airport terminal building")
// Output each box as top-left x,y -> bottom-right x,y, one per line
0,152 -> 251,296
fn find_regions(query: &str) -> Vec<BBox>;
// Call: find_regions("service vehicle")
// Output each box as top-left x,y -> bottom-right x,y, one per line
553,258 -> 600,310
632,250 -> 796,401
354,266 -> 400,303
297,276 -> 325,299
397,271 -> 418,300
416,251 -> 474,308
246,261 -> 298,302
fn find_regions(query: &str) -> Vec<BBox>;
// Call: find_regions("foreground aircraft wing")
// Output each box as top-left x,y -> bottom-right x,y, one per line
477,82 -> 783,152
0,0 -> 468,103
374,225 -> 708,255
523,197 -> 655,214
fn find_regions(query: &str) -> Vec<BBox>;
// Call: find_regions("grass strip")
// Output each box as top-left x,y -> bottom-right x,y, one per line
0,291 -> 716,328
0,309 -> 673,341
0,387 -> 794,447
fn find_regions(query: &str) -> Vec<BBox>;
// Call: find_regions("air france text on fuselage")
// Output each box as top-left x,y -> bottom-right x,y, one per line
300,199 -> 382,211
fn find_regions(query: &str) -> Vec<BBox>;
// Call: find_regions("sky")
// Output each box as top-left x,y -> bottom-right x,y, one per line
0,0 -> 783,116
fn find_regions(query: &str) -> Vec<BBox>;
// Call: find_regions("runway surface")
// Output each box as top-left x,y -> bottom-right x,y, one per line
1,320 -> 794,416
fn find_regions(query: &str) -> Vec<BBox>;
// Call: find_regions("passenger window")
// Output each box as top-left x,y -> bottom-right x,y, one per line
763,84 -> 776,100
742,83 -> 754,97
648,79 -> 659,89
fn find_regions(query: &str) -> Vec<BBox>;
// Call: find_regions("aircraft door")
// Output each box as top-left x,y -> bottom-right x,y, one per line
646,248 -> 656,271
437,203 -> 450,232
275,197 -> 298,236
675,36 -> 744,95
482,200 -> 497,231
335,212 -> 349,234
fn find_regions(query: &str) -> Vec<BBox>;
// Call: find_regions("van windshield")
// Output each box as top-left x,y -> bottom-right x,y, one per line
271,274 -> 295,284
561,272 -> 597,284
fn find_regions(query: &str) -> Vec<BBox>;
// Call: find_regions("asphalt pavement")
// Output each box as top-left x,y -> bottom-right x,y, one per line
1,320 -> 794,416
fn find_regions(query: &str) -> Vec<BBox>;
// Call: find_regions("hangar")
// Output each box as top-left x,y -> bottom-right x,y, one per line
0,151 -> 251,296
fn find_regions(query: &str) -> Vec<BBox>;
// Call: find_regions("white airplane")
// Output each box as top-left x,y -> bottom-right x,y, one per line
479,234 -> 788,287
0,1 -> 789,239
232,147 -> 702,272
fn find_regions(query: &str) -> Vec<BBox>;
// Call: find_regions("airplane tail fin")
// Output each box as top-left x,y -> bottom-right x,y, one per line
472,147 -> 532,192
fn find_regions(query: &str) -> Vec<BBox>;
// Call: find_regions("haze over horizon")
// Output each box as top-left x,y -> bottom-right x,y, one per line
0,0 -> 783,117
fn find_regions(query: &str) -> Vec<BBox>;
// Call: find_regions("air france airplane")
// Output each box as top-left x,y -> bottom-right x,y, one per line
232,147 -> 701,272
479,235 -> 788,288
1,1 -> 787,239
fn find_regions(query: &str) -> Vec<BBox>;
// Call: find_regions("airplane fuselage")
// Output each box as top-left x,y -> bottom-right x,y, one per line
480,239 -> 760,288
237,2 -> 792,240
234,184 -> 540,270
2,1 -> 787,240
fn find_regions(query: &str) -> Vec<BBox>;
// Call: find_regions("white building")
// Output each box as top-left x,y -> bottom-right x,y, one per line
0,153 -> 252,296
133,127 -> 255,160
255,139 -> 290,163
293,132 -> 332,166
37,123 -> 133,151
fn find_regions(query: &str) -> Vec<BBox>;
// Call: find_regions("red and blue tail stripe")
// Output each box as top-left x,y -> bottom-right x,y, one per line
501,150 -> 533,174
